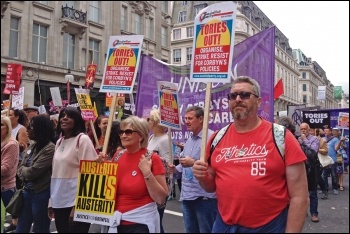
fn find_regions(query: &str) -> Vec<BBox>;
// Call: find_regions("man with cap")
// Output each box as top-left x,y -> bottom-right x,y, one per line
24,106 -> 39,121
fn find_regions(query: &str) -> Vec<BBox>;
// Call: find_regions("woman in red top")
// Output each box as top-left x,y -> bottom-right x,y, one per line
98,116 -> 168,233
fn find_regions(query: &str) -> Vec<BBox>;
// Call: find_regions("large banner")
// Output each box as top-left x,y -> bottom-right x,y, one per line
136,27 -> 275,141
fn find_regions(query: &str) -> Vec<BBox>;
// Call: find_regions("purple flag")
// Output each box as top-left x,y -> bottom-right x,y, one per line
136,27 -> 275,142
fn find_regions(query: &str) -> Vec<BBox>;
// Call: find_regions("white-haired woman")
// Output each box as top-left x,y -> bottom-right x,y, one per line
97,116 -> 168,233
1,116 -> 19,219
147,109 -> 171,233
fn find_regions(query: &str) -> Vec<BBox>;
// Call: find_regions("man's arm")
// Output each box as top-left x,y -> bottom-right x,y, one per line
285,162 -> 309,233
192,160 -> 216,193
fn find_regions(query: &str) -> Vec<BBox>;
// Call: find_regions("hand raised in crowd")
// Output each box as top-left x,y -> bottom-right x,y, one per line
179,155 -> 195,167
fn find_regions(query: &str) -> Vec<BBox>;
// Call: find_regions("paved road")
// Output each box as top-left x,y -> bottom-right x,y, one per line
4,174 -> 349,233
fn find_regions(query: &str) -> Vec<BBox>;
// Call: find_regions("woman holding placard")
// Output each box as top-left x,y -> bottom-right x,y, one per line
96,116 -> 168,233
48,107 -> 97,233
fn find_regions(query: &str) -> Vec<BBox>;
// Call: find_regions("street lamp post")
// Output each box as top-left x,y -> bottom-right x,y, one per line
64,69 -> 74,104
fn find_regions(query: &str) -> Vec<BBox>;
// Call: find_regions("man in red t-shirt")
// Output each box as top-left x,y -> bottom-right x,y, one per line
193,76 -> 308,233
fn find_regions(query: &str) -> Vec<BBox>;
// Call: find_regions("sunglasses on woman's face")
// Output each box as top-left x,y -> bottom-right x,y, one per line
119,129 -> 138,136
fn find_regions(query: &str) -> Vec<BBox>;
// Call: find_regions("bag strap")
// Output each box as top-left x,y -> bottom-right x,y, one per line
208,123 -> 232,165
272,123 -> 286,161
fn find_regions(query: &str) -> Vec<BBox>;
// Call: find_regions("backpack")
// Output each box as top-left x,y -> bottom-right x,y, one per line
208,123 -> 286,165
300,143 -> 320,174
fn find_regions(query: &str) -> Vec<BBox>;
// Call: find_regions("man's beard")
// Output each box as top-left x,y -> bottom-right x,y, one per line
233,110 -> 249,120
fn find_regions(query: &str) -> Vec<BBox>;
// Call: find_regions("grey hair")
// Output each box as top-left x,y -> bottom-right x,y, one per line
185,106 -> 204,118
232,76 -> 261,97
278,116 -> 296,135
120,116 -> 149,148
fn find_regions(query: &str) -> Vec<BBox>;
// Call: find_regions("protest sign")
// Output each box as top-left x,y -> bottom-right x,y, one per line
75,88 -> 94,121
74,160 -> 118,226
157,81 -> 181,130
190,1 -> 237,83
50,87 -> 63,107
11,87 -> 24,110
84,64 -> 97,89
302,110 -> 330,129
3,64 -> 22,94
100,35 -> 143,93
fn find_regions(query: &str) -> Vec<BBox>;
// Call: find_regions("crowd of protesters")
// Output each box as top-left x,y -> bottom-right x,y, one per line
1,77 -> 349,233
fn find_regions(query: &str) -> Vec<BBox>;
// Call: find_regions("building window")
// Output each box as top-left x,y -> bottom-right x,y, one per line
121,6 -> 127,30
245,23 -> 249,34
178,11 -> 187,23
9,17 -> 20,58
186,26 -> 193,38
161,1 -> 168,13
173,29 -> 181,40
133,13 -> 142,34
32,23 -> 48,63
186,47 -> 192,61
251,28 -> 255,35
89,39 -> 100,67
89,1 -> 100,23
173,49 -> 181,63
302,84 -> 306,91
182,1 -> 187,5
302,72 -> 306,79
147,18 -> 154,40
161,26 -> 167,47
194,4 -> 207,17
303,95 -> 307,104
63,33 -> 75,69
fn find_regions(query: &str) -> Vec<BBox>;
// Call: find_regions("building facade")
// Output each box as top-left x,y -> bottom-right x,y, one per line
1,1 -> 172,114
171,1 -> 339,115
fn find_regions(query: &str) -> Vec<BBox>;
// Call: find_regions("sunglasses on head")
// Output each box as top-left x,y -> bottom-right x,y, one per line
227,91 -> 259,100
119,129 -> 138,136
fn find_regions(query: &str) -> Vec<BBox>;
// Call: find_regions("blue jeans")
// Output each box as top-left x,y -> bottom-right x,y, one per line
16,187 -> 51,233
322,164 -> 338,191
1,187 -> 15,207
212,206 -> 288,233
309,190 -> 318,216
181,198 -> 218,233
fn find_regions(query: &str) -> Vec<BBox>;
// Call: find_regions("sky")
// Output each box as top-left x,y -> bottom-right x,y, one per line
254,1 -> 349,94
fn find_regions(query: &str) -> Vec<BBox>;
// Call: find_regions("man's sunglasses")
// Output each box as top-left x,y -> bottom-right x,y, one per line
227,92 -> 259,100
119,129 -> 138,136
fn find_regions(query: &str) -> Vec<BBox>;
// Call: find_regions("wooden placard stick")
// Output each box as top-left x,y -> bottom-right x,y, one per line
102,93 -> 117,154
90,120 -> 100,149
199,82 -> 212,161
168,128 -> 173,180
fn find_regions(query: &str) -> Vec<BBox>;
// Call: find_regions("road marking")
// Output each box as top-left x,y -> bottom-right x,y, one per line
164,209 -> 183,216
